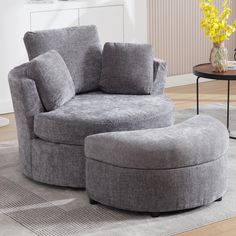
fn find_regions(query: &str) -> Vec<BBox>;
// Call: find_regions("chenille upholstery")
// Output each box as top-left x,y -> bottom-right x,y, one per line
34,93 -> 174,146
26,50 -> 75,111
85,115 -> 229,213
9,25 -> 175,188
24,25 -> 102,94
100,42 -> 154,94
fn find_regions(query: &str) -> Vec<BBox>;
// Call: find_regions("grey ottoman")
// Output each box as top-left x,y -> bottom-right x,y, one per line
85,115 -> 229,216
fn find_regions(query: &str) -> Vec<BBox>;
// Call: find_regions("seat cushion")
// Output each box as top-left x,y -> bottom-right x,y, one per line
34,92 -> 175,145
24,25 -> 102,94
26,50 -> 75,111
100,42 -> 154,95
85,115 -> 229,169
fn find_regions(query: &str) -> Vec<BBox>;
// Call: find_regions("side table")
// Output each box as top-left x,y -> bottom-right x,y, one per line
193,63 -> 236,139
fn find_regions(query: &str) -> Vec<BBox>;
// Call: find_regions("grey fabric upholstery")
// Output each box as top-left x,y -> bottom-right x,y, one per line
100,42 -> 153,95
8,59 -> 172,188
9,25 -> 173,188
34,93 -> 175,146
152,58 -> 166,95
8,64 -> 44,176
85,115 -> 229,213
24,25 -> 102,94
32,139 -> 85,188
85,115 -> 228,169
26,50 -> 75,111
8,64 -> 85,188
86,156 -> 227,213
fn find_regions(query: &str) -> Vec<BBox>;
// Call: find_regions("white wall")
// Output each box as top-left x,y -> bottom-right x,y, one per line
0,0 -> 28,114
124,0 -> 148,43
148,0 -> 236,76
0,0 -> 148,114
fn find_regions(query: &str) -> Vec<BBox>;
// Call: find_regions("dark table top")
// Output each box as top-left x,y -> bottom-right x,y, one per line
193,63 -> 236,80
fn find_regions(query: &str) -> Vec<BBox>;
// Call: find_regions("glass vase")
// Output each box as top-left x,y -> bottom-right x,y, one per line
210,42 -> 228,72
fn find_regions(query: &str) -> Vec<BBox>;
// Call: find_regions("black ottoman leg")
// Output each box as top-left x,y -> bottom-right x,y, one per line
216,197 -> 222,202
89,198 -> 98,205
150,212 -> 161,217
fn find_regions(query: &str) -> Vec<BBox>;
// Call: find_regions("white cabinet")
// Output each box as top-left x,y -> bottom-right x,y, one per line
30,5 -> 124,44
1,0 -> 149,114
30,9 -> 79,31
79,6 -> 124,45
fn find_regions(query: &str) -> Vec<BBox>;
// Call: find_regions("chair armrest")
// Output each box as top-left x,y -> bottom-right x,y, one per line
8,63 -> 44,140
152,58 -> 167,95
9,63 -> 44,176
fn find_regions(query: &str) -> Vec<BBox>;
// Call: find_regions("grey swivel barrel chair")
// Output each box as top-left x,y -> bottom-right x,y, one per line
8,25 -> 175,188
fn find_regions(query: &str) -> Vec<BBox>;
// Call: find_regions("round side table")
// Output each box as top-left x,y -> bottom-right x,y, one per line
193,63 -> 236,139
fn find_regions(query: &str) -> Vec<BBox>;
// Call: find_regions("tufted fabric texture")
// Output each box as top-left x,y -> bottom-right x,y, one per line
26,50 -> 75,111
100,42 -> 154,95
85,115 -> 229,213
34,92 -> 175,146
24,25 -> 102,94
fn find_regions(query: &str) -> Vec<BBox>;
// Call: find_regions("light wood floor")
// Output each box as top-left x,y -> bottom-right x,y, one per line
1,80 -> 236,235
0,113 -> 17,141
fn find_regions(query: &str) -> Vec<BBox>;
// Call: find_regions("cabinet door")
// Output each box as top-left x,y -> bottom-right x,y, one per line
30,9 -> 78,31
79,6 -> 124,45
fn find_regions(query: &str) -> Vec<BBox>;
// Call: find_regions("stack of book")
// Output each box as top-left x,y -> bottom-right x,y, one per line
228,61 -> 236,70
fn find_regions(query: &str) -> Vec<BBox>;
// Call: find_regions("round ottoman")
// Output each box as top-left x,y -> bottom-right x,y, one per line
84,115 -> 229,216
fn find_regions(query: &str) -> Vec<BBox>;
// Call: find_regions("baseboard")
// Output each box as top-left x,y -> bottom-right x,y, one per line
166,73 -> 211,88
0,99 -> 13,114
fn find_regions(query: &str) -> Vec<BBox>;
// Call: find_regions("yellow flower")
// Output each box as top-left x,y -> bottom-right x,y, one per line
199,0 -> 236,43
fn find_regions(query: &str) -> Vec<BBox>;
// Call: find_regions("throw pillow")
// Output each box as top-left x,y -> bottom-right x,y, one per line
99,42 -> 154,95
26,50 -> 75,111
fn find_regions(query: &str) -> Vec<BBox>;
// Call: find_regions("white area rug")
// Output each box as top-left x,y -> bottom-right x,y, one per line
0,104 -> 236,236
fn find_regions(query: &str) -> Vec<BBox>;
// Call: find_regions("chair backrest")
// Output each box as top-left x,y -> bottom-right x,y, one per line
24,25 -> 102,94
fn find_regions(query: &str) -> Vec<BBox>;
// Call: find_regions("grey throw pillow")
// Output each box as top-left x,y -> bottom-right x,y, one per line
99,42 -> 154,95
24,25 -> 102,94
26,50 -> 75,111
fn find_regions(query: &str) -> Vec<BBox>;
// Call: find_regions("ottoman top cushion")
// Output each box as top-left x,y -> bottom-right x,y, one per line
85,115 -> 229,170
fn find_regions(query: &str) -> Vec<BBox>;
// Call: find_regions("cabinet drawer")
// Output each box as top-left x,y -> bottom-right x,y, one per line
30,9 -> 79,31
